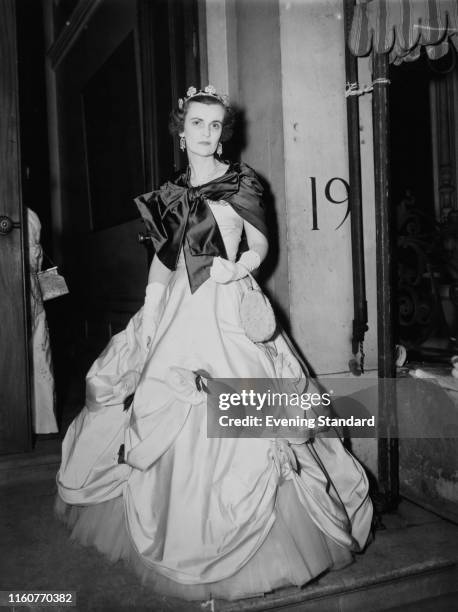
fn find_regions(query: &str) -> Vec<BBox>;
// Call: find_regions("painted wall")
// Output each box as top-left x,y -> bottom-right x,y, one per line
207,0 -> 377,374
205,0 -> 290,316
278,0 -> 378,375
234,0 -> 290,317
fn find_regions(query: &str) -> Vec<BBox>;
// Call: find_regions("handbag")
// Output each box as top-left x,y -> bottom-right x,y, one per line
240,273 -> 276,342
37,265 -> 69,301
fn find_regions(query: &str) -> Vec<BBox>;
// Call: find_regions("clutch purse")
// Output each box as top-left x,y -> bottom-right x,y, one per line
240,273 -> 276,343
37,266 -> 69,301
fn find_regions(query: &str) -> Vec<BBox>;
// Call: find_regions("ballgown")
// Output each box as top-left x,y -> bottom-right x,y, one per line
28,208 -> 58,434
56,199 -> 373,601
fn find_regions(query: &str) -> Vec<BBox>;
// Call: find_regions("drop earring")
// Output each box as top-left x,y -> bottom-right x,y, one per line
180,136 -> 186,151
216,142 -> 222,156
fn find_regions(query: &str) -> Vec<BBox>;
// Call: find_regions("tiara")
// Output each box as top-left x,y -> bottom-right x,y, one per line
178,85 -> 229,109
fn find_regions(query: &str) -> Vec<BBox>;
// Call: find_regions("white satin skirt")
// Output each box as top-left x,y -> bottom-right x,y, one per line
56,260 -> 373,600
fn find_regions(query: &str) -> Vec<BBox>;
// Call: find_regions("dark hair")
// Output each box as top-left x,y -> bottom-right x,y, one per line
168,94 -> 236,142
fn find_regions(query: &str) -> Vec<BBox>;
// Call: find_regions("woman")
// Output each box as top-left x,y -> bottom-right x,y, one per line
56,86 -> 372,601
28,208 -> 58,434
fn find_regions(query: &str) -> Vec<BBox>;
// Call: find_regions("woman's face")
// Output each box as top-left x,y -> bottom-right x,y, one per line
180,101 -> 224,158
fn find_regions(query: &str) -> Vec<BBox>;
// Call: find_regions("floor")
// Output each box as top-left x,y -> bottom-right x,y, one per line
2,341 -> 458,610
1,469 -> 457,611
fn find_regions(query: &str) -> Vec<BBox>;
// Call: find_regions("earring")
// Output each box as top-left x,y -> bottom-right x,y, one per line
216,142 -> 222,156
180,136 -> 186,151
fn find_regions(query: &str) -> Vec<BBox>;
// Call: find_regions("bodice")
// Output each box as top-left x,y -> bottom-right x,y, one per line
207,200 -> 244,262
175,200 -> 243,270
136,162 -> 266,293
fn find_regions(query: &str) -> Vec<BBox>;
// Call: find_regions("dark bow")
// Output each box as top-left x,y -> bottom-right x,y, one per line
134,162 -> 266,293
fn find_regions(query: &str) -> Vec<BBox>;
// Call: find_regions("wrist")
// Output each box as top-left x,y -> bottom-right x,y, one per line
237,250 -> 261,273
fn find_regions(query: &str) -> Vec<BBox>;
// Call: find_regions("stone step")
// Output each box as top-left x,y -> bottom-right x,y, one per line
218,560 -> 458,612
218,505 -> 458,612
1,446 -> 457,612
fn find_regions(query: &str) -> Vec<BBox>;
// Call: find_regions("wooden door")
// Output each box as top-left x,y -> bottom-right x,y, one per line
0,0 -> 32,453
48,0 -> 201,358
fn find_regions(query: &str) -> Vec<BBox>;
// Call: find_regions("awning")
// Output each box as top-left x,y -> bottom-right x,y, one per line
349,0 -> 458,64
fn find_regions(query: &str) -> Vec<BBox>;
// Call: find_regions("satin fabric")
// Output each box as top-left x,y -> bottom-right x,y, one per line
134,162 -> 267,293
57,201 -> 373,594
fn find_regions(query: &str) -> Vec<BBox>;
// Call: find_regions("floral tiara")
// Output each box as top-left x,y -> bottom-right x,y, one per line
178,85 -> 229,109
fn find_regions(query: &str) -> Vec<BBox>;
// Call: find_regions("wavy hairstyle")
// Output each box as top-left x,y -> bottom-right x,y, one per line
169,94 -> 236,142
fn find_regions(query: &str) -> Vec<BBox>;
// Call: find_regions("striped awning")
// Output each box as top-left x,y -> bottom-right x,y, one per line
349,0 -> 458,64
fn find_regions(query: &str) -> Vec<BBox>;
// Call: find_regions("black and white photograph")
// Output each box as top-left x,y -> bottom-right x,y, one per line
0,0 -> 457,610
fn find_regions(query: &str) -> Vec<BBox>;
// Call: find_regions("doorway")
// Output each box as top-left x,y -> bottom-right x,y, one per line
8,0 -> 202,452
389,47 -> 458,522
390,48 -> 458,362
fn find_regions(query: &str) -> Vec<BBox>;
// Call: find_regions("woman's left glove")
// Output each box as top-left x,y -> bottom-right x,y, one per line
141,281 -> 168,352
210,250 -> 261,284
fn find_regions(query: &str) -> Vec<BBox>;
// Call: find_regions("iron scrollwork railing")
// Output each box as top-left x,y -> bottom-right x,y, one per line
397,196 -> 458,352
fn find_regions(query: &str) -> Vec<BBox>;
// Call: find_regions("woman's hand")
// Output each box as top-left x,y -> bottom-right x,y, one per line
210,257 -> 242,283
210,217 -> 269,284
210,250 -> 261,284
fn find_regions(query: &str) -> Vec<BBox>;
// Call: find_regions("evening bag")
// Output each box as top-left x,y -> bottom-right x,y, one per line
240,273 -> 276,343
37,265 -> 69,301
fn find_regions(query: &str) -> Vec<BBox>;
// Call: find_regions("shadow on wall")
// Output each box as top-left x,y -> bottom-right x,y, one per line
225,105 -> 287,329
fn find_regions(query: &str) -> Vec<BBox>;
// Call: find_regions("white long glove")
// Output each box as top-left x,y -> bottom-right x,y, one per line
210,250 -> 261,284
141,281 -> 168,352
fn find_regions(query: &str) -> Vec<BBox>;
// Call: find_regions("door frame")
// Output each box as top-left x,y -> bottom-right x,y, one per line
0,0 -> 32,454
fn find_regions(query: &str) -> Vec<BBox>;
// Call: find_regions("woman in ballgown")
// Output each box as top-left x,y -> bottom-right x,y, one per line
55,86 -> 373,601
28,208 -> 58,434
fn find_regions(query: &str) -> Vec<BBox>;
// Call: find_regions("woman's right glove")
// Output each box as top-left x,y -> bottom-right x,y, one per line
141,281 -> 168,352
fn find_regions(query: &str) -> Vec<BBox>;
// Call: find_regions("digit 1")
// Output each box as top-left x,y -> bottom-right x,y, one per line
310,177 -> 319,230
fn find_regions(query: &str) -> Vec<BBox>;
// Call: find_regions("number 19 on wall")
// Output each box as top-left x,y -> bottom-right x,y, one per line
308,177 -> 350,231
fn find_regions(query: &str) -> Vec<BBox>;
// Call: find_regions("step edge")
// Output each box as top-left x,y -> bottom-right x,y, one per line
221,560 -> 458,612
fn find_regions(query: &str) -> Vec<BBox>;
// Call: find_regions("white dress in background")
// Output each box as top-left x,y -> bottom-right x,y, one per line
56,201 -> 372,600
27,208 -> 58,434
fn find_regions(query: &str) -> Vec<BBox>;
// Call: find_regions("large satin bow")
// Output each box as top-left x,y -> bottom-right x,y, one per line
134,162 -> 266,293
